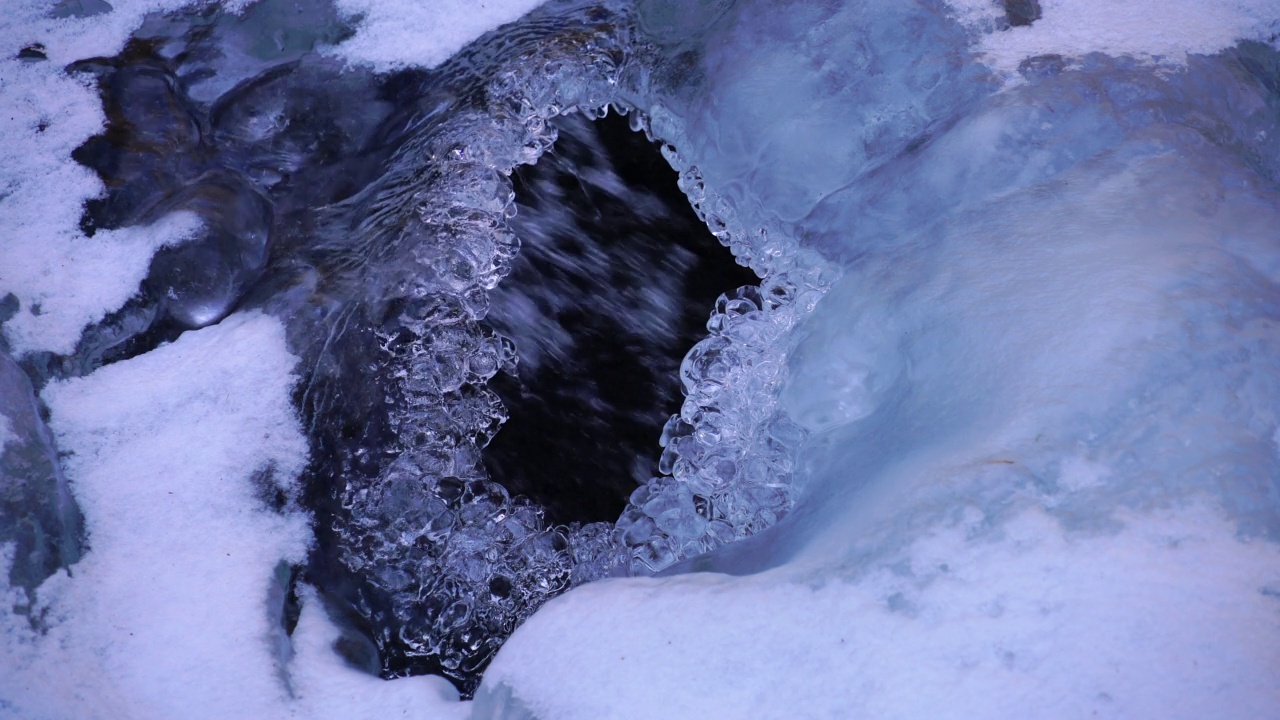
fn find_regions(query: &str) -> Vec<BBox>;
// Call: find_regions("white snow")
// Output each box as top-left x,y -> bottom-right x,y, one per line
327,0 -> 547,71
0,312 -> 466,719
1,312 -> 308,718
0,210 -> 203,357
946,0 -> 1280,73
0,0 -> 215,356
486,503 -> 1280,720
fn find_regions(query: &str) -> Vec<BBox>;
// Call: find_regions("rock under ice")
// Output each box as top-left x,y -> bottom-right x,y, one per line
0,0 -> 1277,718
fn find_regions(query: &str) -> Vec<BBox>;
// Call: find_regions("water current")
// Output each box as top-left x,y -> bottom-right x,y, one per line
16,0 -> 830,694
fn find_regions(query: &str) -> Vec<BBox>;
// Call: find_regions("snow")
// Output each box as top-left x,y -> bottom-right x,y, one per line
0,0 -> 553,714
0,0 -> 213,356
483,504 -> 1280,720
0,211 -> 202,356
1,312 -> 308,718
2,0 -> 1279,717
327,0 -> 547,71
0,312 -> 466,719
946,0 -> 1280,73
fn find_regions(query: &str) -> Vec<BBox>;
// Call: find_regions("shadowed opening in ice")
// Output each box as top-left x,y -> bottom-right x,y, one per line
484,112 -> 757,526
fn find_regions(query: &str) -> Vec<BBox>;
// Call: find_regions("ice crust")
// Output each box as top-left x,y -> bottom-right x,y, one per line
1,0 -> 1279,716
476,1 -> 1280,718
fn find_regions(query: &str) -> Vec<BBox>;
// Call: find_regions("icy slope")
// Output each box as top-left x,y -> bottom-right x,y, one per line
476,1 -> 1280,718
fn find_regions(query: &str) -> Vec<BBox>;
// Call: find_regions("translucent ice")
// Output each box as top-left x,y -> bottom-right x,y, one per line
4,0 -> 1280,716
477,1 -> 1280,718
0,351 -> 83,605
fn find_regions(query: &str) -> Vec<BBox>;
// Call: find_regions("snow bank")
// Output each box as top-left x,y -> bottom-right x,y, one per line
328,0 -> 547,70
483,504 -> 1280,720
947,0 -> 1280,73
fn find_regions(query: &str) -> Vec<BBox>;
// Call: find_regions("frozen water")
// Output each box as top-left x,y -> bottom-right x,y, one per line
0,351 -> 83,605
2,0 -> 1279,716
478,1 -> 1280,717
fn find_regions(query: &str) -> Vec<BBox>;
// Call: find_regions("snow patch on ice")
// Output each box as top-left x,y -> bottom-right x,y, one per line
0,312 -> 308,718
328,0 -> 547,71
0,310 -> 470,717
1,210 -> 203,356
947,0 -> 1280,73
481,503 -> 1280,720
0,0 -> 220,356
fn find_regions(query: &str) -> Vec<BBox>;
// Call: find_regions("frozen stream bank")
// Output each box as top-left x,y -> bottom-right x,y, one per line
2,0 -> 1279,718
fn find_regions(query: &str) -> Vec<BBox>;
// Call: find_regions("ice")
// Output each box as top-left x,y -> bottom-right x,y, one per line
0,0 -> 224,356
0,351 -> 83,604
3,0 -> 1279,716
475,0 -> 1280,717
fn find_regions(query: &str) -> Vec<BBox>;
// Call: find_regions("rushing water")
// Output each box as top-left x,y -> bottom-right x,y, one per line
12,0 -> 827,694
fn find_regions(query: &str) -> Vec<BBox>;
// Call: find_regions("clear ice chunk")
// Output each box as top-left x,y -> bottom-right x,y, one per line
0,350 -> 83,607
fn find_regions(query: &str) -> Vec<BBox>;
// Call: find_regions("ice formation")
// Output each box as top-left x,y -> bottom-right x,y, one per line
0,0 -> 1278,717
476,1 -> 1280,717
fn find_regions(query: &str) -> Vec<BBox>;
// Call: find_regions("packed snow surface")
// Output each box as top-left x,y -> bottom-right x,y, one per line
483,505 -> 1280,720
327,0 -> 548,70
947,0 -> 1280,72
